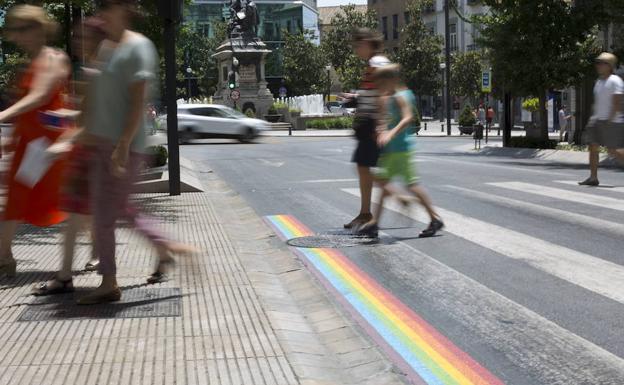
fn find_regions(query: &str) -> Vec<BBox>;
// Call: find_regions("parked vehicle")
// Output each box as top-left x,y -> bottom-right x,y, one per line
326,101 -> 355,116
158,104 -> 270,144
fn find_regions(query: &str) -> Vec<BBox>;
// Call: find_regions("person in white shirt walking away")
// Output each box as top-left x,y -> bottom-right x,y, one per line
579,52 -> 624,186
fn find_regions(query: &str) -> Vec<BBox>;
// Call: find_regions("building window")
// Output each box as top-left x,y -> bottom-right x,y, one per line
449,23 -> 458,51
287,20 -> 292,33
392,14 -> 399,39
426,22 -> 436,35
382,16 -> 388,41
404,12 -> 410,25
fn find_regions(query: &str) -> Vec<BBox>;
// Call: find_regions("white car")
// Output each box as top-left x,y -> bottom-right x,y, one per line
326,101 -> 355,116
160,104 -> 269,144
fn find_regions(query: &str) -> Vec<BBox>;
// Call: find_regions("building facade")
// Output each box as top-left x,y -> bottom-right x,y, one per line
318,5 -> 367,42
186,0 -> 320,91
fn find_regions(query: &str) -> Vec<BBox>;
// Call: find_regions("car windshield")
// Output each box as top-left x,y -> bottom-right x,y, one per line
220,107 -> 247,118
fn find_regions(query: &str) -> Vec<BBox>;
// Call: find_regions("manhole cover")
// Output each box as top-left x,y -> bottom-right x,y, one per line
18,287 -> 182,321
287,231 -> 378,248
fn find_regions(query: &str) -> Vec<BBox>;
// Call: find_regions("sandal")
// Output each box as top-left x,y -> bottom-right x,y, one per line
147,257 -> 175,284
84,259 -> 99,272
32,277 -> 74,296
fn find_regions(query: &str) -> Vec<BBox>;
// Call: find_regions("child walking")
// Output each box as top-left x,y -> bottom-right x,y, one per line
358,64 -> 444,238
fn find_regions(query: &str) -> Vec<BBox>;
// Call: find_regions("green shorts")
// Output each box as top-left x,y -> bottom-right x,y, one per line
375,152 -> 418,185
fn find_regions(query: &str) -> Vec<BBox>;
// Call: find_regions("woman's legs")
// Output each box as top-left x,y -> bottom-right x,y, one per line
58,213 -> 89,281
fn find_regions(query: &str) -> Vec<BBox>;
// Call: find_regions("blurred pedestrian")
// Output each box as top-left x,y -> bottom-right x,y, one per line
486,106 -> 494,131
75,0 -> 176,304
340,28 -> 390,230
558,104 -> 571,142
579,52 -> 624,186
357,64 -> 443,238
0,5 -> 71,277
478,104 -> 486,126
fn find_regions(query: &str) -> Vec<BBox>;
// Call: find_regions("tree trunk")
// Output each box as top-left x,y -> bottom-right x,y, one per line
538,91 -> 549,141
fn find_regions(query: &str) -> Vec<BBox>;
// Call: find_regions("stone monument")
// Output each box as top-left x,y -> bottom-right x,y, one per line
212,0 -> 273,117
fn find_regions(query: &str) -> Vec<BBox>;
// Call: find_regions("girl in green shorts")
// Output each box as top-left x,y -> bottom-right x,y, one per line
357,64 -> 444,238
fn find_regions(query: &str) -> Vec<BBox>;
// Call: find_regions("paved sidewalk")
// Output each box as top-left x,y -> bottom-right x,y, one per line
0,161 -> 406,385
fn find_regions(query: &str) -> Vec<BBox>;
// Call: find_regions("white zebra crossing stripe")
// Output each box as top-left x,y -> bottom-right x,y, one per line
342,187 -> 624,304
418,156 -> 573,177
488,181 -> 624,211
555,180 -> 624,193
444,185 -> 624,238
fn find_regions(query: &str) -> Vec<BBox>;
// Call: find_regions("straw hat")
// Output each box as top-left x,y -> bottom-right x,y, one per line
5,5 -> 58,39
595,52 -> 618,70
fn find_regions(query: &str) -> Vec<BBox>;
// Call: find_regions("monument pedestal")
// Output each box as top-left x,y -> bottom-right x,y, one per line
212,37 -> 273,117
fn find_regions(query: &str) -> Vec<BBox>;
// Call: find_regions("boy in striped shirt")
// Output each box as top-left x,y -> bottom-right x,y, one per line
342,28 -> 390,230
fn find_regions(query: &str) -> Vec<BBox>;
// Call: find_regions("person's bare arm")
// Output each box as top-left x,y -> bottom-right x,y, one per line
610,93 -> 623,122
110,80 -> 147,176
0,50 -> 70,122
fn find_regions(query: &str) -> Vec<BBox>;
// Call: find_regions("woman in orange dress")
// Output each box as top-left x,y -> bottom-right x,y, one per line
0,5 -> 71,276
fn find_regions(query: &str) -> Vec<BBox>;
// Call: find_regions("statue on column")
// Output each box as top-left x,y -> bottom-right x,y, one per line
228,0 -> 259,38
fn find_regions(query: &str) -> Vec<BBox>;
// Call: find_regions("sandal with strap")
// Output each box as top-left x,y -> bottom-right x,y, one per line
147,257 -> 175,285
32,278 -> 75,296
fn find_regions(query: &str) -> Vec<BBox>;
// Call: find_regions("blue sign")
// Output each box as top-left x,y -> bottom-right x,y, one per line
279,86 -> 287,98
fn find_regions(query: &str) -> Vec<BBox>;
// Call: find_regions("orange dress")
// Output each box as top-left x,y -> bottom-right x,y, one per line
3,59 -> 68,226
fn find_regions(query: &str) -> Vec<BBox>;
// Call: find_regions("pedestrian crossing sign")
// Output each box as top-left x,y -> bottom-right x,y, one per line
482,70 -> 492,93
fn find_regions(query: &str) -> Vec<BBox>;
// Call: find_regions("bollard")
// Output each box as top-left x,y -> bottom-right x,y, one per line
441,123 -> 444,133
424,122 -> 427,131
289,123 -> 292,136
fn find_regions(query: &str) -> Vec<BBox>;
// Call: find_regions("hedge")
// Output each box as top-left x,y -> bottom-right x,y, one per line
305,117 -> 354,129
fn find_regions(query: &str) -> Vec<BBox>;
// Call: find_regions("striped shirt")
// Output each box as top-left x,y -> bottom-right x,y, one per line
355,55 -> 390,118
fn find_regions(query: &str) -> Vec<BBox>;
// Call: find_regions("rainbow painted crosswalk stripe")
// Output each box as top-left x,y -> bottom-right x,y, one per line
265,215 -> 505,385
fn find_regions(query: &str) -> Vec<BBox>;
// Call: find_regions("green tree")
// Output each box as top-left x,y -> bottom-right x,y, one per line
476,0 -> 601,140
394,0 -> 443,97
320,4 -> 378,91
283,30 -> 328,96
450,50 -> 483,104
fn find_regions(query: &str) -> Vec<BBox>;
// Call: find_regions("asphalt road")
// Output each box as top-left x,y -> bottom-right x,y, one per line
182,135 -> 624,385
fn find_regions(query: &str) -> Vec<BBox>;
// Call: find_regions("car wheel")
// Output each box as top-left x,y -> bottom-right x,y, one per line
178,128 -> 194,144
238,127 -> 255,143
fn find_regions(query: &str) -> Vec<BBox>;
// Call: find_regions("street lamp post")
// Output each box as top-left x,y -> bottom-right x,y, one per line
440,62 -> 446,130
186,67 -> 192,101
325,65 -> 332,107
443,0 -> 452,136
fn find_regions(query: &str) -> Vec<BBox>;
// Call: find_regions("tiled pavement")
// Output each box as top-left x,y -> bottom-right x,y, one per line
0,161 -> 406,385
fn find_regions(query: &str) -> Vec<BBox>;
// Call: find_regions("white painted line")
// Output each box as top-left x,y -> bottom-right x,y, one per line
298,178 -> 358,184
419,156 -> 573,177
555,180 -> 624,193
444,185 -> 624,238
342,187 -> 624,304
488,181 -> 624,212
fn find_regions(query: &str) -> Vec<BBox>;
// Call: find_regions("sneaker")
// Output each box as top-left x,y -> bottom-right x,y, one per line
419,219 -> 444,238
355,222 -> 379,238
344,213 -> 373,229
578,178 -> 599,186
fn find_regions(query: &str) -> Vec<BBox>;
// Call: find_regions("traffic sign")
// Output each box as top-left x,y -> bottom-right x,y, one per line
481,70 -> 492,93
230,90 -> 241,101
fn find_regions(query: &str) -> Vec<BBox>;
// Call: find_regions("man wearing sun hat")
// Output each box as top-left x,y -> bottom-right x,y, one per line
579,52 -> 624,186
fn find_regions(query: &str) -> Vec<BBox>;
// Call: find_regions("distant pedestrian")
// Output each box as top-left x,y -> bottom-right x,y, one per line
558,104 -> 571,142
579,52 -> 624,186
357,64 -> 444,238
478,105 -> 486,126
486,106 -> 495,131
0,5 -> 71,277
340,28 -> 390,230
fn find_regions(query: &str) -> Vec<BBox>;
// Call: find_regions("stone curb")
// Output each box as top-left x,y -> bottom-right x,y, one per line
201,171 -> 409,385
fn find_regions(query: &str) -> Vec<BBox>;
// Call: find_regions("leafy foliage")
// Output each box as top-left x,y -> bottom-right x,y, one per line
521,97 -> 540,113
305,116 -> 354,129
0,53 -> 28,106
320,4 -> 378,91
475,0 -> 602,138
394,0 -> 443,97
458,105 -> 476,127
450,51 -> 483,102
282,30 -> 328,96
